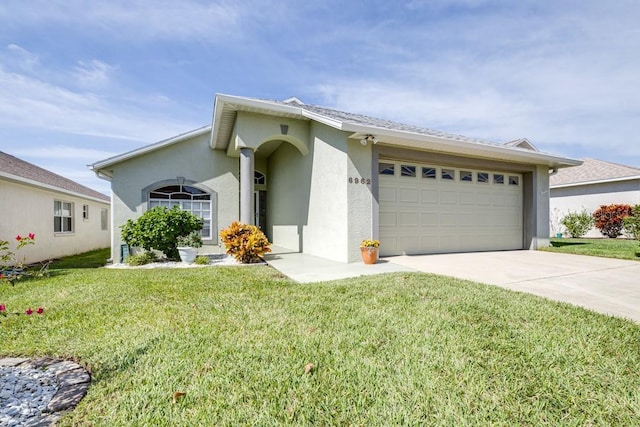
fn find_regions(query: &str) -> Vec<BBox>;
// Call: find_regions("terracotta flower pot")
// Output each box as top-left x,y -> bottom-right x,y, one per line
360,247 -> 378,264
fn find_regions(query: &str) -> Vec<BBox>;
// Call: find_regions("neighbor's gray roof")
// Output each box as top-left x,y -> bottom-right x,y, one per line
0,151 -> 110,202
550,158 -> 640,187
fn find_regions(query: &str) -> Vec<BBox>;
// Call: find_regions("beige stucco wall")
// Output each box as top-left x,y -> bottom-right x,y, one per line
0,179 -> 109,265
550,179 -> 640,237
106,132 -> 238,262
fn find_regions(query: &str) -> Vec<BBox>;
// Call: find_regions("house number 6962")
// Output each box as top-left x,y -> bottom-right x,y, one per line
348,177 -> 371,185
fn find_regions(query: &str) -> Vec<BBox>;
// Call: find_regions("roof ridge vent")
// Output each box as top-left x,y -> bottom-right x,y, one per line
281,96 -> 305,105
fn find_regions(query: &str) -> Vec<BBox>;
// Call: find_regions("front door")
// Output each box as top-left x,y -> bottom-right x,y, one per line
254,191 -> 267,231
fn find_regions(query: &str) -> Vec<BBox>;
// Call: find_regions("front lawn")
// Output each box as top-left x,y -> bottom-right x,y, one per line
1,262 -> 639,425
541,237 -> 640,260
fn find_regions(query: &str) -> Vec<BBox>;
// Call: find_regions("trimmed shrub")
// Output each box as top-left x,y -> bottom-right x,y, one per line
623,205 -> 640,240
220,222 -> 271,263
560,210 -> 594,238
121,206 -> 203,260
593,204 -> 633,238
125,251 -> 158,266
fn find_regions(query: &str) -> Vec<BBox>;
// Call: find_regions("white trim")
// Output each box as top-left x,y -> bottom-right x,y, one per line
0,171 -> 110,204
551,175 -> 640,189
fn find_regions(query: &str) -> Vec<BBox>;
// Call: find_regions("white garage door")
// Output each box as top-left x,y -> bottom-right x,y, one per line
378,160 -> 523,256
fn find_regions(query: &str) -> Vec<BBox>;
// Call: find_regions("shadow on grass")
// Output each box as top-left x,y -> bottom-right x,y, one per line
550,241 -> 588,247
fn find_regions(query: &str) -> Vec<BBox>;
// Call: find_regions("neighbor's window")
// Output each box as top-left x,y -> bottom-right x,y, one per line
477,172 -> 489,183
82,204 -> 89,220
54,200 -> 73,233
493,174 -> 504,184
149,185 -> 212,239
509,176 -> 520,186
101,208 -> 108,231
460,171 -> 473,182
441,169 -> 455,180
421,167 -> 437,179
401,165 -> 416,177
379,162 -> 395,175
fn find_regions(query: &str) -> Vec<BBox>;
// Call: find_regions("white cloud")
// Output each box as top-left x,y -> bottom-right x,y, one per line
2,0 -> 244,43
73,60 -> 116,89
9,145 -> 118,161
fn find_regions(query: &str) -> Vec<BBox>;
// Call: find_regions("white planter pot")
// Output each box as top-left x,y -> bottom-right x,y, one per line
177,247 -> 197,264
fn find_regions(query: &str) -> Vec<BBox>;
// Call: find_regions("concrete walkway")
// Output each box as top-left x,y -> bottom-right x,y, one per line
264,249 -> 416,283
387,250 -> 640,323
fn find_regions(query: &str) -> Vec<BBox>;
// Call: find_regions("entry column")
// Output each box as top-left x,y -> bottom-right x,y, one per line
239,147 -> 255,224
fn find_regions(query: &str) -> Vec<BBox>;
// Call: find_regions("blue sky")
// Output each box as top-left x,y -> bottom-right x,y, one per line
1,0 -> 639,195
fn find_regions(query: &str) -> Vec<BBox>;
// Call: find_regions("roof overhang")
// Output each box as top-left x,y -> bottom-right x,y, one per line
0,171 -> 110,204
211,94 -> 581,168
90,126 -> 211,176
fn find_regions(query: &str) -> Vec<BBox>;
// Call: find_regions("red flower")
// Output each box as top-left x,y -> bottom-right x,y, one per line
36,307 -> 44,314
0,304 -> 5,312
25,308 -> 33,315
0,273 -> 3,280
28,233 -> 35,239
16,235 -> 22,241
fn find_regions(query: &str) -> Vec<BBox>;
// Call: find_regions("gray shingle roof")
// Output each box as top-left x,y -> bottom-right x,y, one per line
0,151 -> 110,202
550,158 -> 640,187
290,101 -> 509,148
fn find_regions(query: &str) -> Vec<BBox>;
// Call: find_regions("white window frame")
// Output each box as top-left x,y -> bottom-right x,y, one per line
54,200 -> 74,233
82,204 -> 89,220
148,185 -> 212,239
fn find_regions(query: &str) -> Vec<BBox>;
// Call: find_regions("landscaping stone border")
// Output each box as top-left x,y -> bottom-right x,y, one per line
0,357 -> 90,426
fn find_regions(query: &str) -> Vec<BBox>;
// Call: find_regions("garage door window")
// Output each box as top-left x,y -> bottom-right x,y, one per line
460,171 -> 473,182
401,165 -> 416,177
442,169 -> 455,180
379,163 -> 395,175
493,174 -> 504,184
509,176 -> 519,186
477,172 -> 489,183
422,167 -> 437,179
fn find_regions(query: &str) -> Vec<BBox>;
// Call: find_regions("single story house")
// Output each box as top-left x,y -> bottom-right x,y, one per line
0,151 -> 110,265
91,94 -> 580,263
550,158 -> 640,237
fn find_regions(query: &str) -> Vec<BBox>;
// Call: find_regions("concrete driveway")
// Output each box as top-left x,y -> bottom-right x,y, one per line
387,250 -> 640,323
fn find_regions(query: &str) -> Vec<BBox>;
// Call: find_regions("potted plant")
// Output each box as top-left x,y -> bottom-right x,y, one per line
176,232 -> 203,263
360,239 -> 380,264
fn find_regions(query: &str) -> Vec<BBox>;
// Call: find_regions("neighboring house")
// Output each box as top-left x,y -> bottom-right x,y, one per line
91,94 -> 580,264
0,151 -> 110,265
550,158 -> 640,237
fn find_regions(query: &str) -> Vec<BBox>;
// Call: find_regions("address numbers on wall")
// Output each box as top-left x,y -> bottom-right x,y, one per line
348,177 -> 372,185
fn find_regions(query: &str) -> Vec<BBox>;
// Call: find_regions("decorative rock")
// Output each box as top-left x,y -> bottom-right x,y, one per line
0,357 -> 90,426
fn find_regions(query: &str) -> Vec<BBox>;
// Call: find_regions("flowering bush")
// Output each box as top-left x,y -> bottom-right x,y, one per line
360,239 -> 380,248
1,233 -> 36,283
0,303 -> 44,320
593,205 -> 633,238
220,222 -> 271,263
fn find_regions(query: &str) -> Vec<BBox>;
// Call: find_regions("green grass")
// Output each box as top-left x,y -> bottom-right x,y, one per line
1,259 -> 639,425
48,247 -> 111,269
541,237 -> 640,260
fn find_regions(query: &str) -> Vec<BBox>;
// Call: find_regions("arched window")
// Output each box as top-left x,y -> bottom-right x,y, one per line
149,185 -> 212,239
254,171 -> 266,185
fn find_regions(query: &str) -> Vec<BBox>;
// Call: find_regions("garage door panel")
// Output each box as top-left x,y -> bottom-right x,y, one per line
379,160 -> 523,256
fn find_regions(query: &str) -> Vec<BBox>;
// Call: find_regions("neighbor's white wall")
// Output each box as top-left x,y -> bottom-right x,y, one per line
550,179 -> 640,237
0,179 -> 110,264
107,132 -> 238,262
